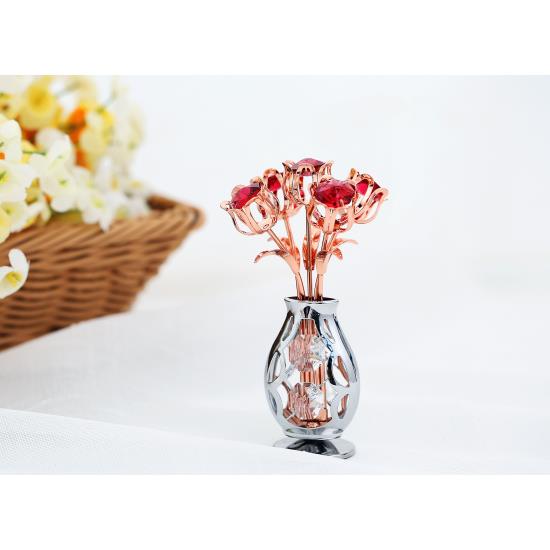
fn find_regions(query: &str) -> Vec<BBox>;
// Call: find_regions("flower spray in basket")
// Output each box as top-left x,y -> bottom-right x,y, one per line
0,76 -> 148,301
221,158 -> 388,458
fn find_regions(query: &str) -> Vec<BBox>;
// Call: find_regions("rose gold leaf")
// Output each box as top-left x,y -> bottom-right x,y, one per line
254,249 -> 286,263
280,237 -> 292,249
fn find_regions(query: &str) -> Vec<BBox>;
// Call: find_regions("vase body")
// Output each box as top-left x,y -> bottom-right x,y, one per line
265,297 -> 359,442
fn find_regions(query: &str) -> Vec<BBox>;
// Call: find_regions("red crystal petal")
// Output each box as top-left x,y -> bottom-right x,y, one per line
314,178 -> 355,208
292,158 -> 325,175
357,178 -> 379,195
267,174 -> 281,192
230,182 -> 261,209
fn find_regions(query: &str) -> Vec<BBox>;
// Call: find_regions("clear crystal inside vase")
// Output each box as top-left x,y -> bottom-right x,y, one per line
282,320 -> 347,427
266,298 -> 359,440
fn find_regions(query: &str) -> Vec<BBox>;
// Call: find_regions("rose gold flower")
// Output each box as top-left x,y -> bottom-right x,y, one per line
349,171 -> 388,224
220,179 -> 279,235
282,158 -> 333,207
309,176 -> 356,234
262,167 -> 301,218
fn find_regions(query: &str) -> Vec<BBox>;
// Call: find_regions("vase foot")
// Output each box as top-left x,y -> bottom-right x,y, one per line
273,437 -> 355,459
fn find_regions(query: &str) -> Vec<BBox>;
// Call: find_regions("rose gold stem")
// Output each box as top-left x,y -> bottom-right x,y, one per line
305,207 -> 313,300
267,229 -> 305,299
283,215 -> 295,254
314,233 -> 333,300
294,275 -> 305,299
315,274 -> 324,301
283,216 -> 302,297
267,228 -> 286,250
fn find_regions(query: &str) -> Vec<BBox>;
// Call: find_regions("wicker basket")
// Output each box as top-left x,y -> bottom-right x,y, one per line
0,195 -> 203,351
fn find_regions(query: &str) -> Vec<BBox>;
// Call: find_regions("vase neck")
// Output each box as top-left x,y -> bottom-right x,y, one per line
284,297 -> 339,317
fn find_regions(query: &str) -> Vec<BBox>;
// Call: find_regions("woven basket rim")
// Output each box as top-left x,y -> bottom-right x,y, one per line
0,194 -> 204,253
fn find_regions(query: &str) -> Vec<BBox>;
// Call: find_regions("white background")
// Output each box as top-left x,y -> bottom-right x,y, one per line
2,76 -> 548,474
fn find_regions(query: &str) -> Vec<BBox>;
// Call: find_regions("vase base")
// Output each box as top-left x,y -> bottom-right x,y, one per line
273,437 -> 355,459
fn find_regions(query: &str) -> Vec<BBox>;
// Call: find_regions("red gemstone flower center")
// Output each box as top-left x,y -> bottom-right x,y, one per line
314,178 -> 355,208
267,174 -> 281,192
231,182 -> 261,209
292,158 -> 325,175
356,178 -> 379,196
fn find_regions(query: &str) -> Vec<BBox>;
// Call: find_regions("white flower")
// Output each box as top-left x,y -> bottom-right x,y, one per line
106,78 -> 144,176
25,185 -> 52,224
77,187 -> 126,231
0,115 -> 23,162
93,156 -> 133,194
95,149 -> 148,197
0,77 -> 30,119
72,164 -> 93,188
1,201 -> 42,232
122,195 -> 149,219
35,127 -> 67,152
0,249 -> 29,299
110,77 -> 128,101
0,76 -> 32,96
105,141 -> 134,177
30,136 -> 79,212
0,159 -> 35,203
109,106 -> 143,171
123,179 -> 149,197
64,76 -> 98,103
112,102 -> 143,150
93,156 -> 118,192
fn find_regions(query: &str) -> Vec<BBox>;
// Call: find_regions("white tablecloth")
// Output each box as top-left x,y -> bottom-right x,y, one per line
1,268 -> 548,473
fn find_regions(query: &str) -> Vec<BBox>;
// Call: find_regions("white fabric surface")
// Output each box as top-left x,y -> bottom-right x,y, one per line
0,280 -> 548,473
0,408 -> 366,474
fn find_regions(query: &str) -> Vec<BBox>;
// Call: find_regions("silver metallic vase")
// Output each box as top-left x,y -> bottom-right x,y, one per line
265,297 -> 359,459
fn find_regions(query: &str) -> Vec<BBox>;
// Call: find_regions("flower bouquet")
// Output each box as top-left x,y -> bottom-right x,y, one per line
0,76 -> 202,351
221,158 -> 388,457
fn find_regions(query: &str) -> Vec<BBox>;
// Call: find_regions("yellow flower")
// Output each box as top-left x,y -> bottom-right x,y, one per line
79,108 -> 114,169
18,77 -> 61,130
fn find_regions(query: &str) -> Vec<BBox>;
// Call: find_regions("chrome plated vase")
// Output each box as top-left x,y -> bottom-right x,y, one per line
265,297 -> 359,459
